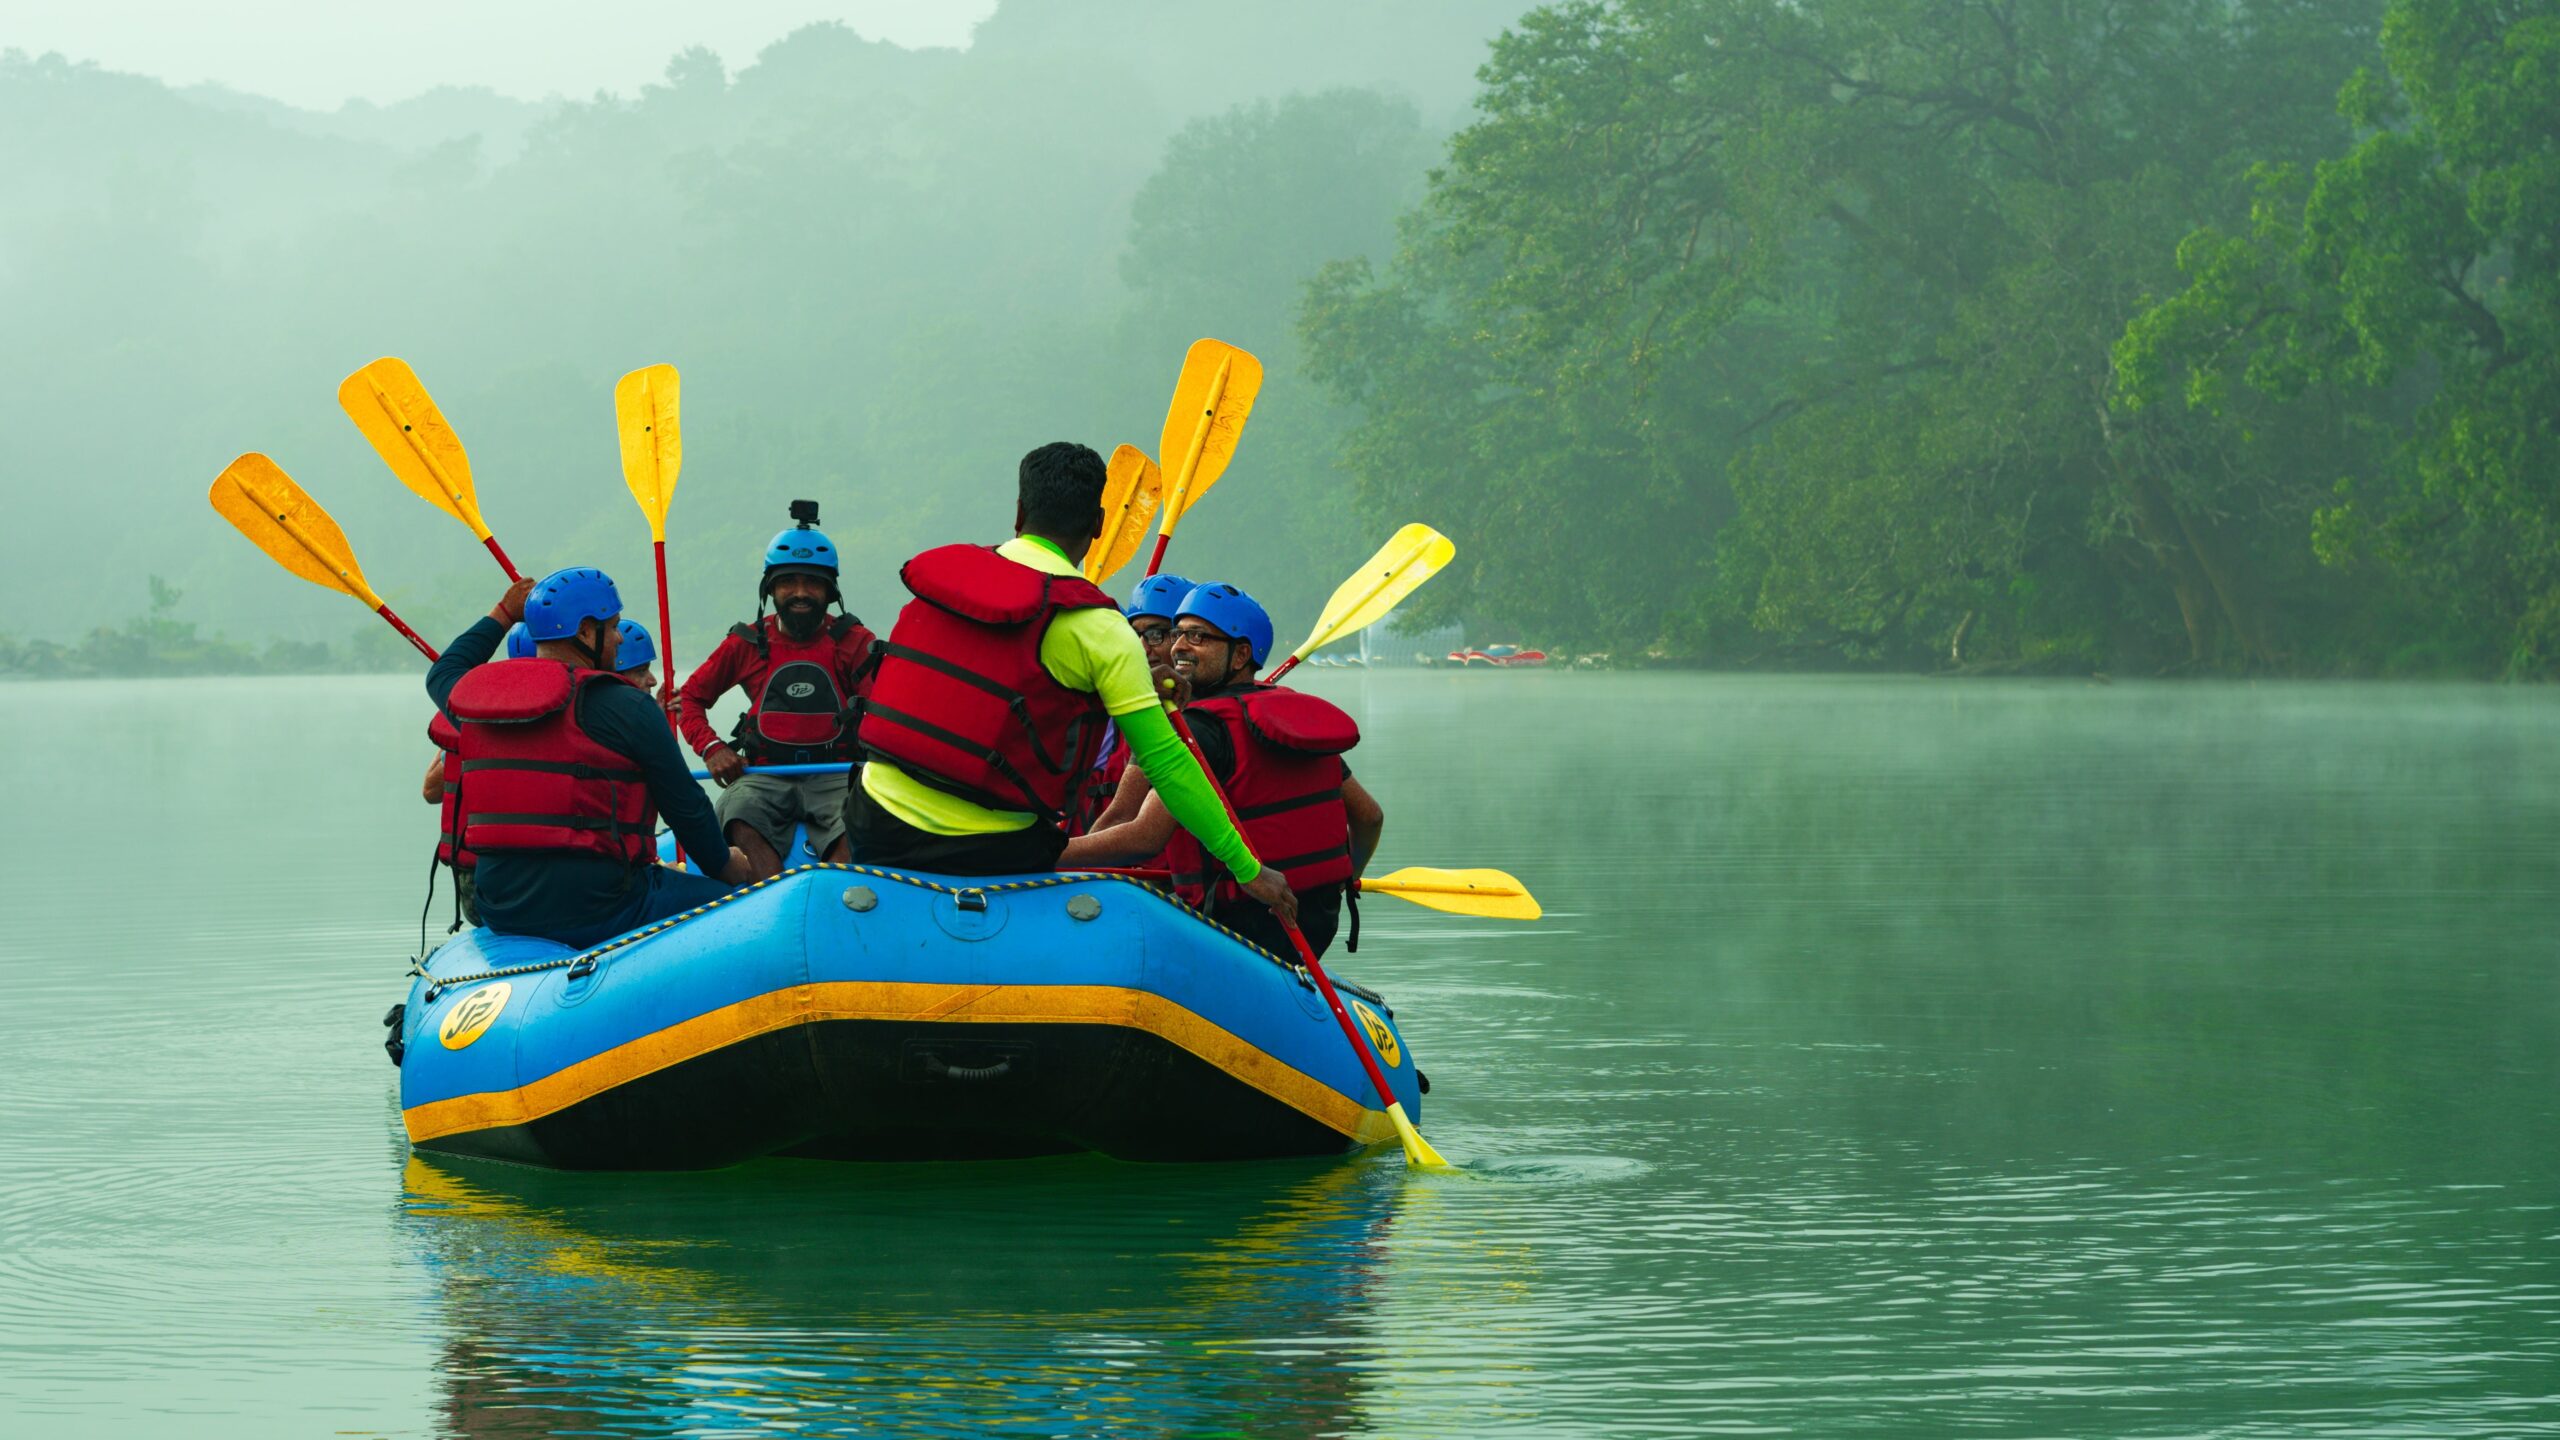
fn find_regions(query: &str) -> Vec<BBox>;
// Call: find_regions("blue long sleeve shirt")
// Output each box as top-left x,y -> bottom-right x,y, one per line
427,617 -> 729,937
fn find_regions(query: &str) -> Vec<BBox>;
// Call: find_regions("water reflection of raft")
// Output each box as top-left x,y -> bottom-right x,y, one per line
394,866 -> 1423,1170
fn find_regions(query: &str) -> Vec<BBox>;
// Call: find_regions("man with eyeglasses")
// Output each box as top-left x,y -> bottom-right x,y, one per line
1063,582 -> 1385,957
845,443 -> 1296,927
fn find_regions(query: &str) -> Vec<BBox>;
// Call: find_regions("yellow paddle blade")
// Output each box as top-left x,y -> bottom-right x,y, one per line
338,358 -> 488,539
614,364 -> 683,542
1291,523 -> 1456,664
1084,444 -> 1165,584
1386,1100 -> 1455,1169
1361,866 -> 1541,921
1154,338 -> 1263,529
208,453 -> 385,610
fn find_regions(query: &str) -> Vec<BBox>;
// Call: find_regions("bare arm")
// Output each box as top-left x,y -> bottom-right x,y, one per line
421,755 -> 447,805
1343,773 -> 1384,876
1061,790 -> 1180,867
1090,760 -> 1154,831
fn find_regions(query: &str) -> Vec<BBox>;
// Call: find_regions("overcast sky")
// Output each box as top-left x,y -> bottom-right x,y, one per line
3,0 -> 999,108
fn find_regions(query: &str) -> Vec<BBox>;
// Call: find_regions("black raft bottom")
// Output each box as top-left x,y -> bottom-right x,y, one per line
417,1019 -> 1360,1170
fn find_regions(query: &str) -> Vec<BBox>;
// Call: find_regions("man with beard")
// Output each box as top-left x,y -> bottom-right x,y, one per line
1060,582 -> 1383,958
674,502 -> 879,879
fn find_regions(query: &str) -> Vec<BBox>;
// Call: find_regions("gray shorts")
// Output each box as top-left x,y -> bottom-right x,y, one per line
715,770 -> 852,861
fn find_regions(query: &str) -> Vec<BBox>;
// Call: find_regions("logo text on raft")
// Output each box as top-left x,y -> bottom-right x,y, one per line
439,982 -> 512,1050
1352,1000 -> 1401,1068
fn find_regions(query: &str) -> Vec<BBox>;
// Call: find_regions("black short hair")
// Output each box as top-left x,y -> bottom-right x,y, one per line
1018,442 -> 1107,538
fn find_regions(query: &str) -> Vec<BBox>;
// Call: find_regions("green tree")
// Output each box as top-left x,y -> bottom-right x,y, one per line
2118,0 -> 2560,675
1309,0 -> 2387,667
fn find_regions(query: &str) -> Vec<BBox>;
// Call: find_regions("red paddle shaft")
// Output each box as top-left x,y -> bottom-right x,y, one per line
1161,706 -> 1404,1116
376,605 -> 439,662
1142,532 -> 1173,578
653,538 -> 684,867
482,535 -> 523,582
652,540 -> 676,712
1265,655 -> 1304,684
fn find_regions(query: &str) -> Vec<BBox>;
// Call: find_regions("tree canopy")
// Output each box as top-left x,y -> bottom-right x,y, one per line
1307,0 -> 2558,674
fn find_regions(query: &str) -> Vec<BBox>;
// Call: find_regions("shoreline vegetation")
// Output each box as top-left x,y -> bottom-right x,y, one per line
2,576 -> 2507,684
7,0 -> 2549,681
0,578 -> 418,680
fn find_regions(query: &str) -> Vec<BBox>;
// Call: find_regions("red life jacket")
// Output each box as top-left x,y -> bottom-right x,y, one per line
1068,725 -> 1131,837
1166,684 -> 1360,905
448,659 -> 656,866
725,614 -> 876,763
856,544 -> 1116,823
428,712 -> 474,870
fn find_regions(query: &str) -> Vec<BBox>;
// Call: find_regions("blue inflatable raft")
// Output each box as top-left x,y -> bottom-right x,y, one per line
391,864 -> 1423,1170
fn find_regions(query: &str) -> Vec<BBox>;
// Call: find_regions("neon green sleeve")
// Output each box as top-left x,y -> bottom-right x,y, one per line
1118,705 -> 1261,883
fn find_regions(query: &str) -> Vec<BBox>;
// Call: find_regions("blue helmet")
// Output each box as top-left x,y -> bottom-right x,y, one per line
503,622 -> 537,659
614,619 -> 657,670
523,567 -> 623,642
1125,573 -> 1194,622
762,499 -> 840,599
1176,583 -> 1274,671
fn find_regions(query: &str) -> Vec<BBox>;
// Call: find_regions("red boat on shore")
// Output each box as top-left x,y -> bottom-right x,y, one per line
1446,645 -> 1550,668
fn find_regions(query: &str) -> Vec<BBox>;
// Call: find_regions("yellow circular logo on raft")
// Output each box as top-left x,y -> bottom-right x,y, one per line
438,982 -> 512,1050
1351,1000 -> 1401,1069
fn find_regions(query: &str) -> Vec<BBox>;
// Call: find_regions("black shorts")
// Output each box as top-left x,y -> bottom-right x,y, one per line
841,782 -> 1068,877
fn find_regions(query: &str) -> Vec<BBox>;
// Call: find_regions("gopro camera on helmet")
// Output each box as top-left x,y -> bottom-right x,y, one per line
789,499 -> 820,528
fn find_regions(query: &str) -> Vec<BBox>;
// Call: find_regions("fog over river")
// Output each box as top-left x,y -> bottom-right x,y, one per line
1,672 -> 2552,1437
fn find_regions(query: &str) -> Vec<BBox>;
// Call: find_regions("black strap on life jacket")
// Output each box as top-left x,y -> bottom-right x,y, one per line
737,611 -> 862,659
870,641 -> 1085,777
1235,786 -> 1344,822
458,758 -> 646,781
1259,841 -> 1355,873
859,700 -> 1057,818
467,813 -> 657,835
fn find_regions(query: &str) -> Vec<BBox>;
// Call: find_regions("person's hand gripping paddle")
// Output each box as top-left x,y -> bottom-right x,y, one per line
614,363 -> 683,712
1144,338 -> 1262,578
1084,444 -> 1165,585
1265,524 -> 1456,684
337,358 -> 524,581
208,453 -> 439,660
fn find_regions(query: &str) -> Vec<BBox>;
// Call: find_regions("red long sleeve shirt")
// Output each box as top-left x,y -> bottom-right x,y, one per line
673,615 -> 879,758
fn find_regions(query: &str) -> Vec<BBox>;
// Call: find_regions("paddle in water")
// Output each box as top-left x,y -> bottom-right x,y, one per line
208,453 -> 439,661
1160,699 -> 1452,1169
1361,866 -> 1541,921
338,357 -> 524,581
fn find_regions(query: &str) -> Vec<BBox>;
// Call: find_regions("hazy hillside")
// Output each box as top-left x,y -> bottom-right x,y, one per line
0,1 -> 1517,660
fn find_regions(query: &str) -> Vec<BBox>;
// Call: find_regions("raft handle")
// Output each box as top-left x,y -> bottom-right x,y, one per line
954,888 -> 989,913
926,1052 -> 1010,1082
565,956 -> 597,980
902,1039 -> 1028,1085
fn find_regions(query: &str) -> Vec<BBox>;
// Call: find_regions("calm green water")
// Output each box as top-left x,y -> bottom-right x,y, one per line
2,672 -> 2554,1437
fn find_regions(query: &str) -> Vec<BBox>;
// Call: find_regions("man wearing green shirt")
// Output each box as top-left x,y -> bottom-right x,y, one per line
847,442 -> 1295,924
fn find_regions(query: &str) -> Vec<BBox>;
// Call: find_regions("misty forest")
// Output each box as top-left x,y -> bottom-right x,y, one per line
3,0 -> 2552,680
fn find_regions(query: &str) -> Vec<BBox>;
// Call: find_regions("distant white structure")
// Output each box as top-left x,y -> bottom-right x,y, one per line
1358,618 -> 1465,668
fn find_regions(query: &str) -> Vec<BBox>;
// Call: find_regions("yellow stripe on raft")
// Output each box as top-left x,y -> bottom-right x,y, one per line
401,981 -> 1395,1147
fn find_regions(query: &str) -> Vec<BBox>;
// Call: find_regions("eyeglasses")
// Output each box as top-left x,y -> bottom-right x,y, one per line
1171,626 -> 1231,645
1133,623 -> 1172,643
